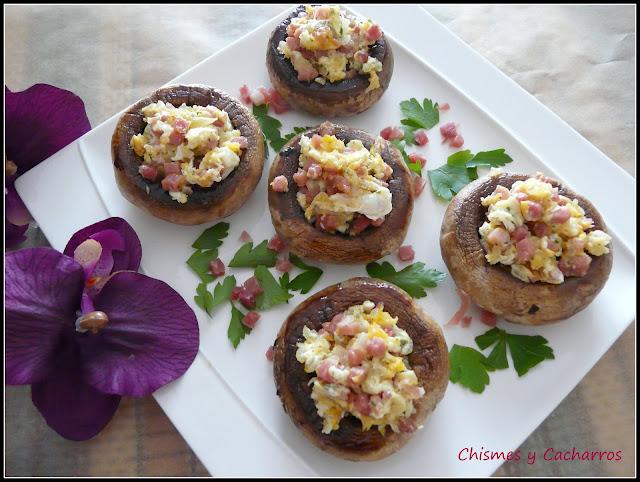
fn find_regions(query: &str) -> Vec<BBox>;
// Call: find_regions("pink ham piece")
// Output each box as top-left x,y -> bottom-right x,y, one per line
494,185 -> 510,200
480,309 -> 498,326
270,175 -> 289,192
243,276 -> 264,296
268,234 -> 285,253
265,346 -> 275,362
398,419 -> 417,433
292,169 -> 308,187
354,50 -> 369,64
350,215 -> 371,235
512,225 -> 530,242
450,135 -> 464,148
558,253 -> 592,277
566,237 -> 585,256
408,152 -> 427,168
239,230 -> 252,243
335,317 -> 364,336
239,84 -> 252,104
348,366 -> 366,385
487,227 -> 510,246
328,174 -> 351,194
515,237 -> 535,262
461,315 -> 472,328
348,348 -> 366,366
523,201 -> 543,222
413,176 -> 427,197
250,89 -> 267,106
533,222 -> 551,237
446,288 -> 471,326
380,126 -> 404,141
174,118 -> 190,134
414,130 -> 429,146
160,174 -> 186,192
353,393 -> 371,415
317,359 -> 335,383
237,289 -> 256,309
306,163 -> 323,179
208,258 -> 225,277
317,214 -> 339,232
515,192 -> 529,202
276,257 -> 293,273
550,206 -> 571,224
242,311 -> 261,328
322,312 -> 343,334
297,63 -> 319,82
163,162 -> 181,175
231,136 -> 248,149
438,103 -> 450,111
138,165 -> 157,181
366,337 -> 386,357
397,245 -> 415,262
440,122 -> 458,139
286,36 -> 301,50
365,24 -> 382,42
267,88 -> 290,114
169,130 -> 184,146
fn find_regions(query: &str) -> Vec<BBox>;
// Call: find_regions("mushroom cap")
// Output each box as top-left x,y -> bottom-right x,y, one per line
266,5 -> 394,117
272,277 -> 449,461
267,123 -> 414,264
111,84 -> 265,225
440,172 -> 613,325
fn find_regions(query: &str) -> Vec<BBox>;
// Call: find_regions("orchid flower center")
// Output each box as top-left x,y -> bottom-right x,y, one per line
5,157 -> 18,177
76,311 -> 109,334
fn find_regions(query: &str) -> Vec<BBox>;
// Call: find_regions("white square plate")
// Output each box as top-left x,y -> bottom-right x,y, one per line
16,5 -> 636,477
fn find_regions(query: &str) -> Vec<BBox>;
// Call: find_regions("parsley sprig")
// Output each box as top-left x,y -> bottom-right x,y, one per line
229,241 -> 277,268
186,222 -> 230,283
366,261 -> 446,298
400,97 -> 440,144
228,303 -> 251,349
252,104 -> 310,152
287,254 -> 323,294
391,139 -> 422,176
254,265 -> 293,310
449,327 -> 555,393
427,149 -> 514,201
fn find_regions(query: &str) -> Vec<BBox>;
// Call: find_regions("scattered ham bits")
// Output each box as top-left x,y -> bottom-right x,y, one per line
380,126 -> 404,141
276,257 -> 293,273
446,288 -> 471,326
413,176 -> 426,197
438,103 -> 450,111
461,315 -> 472,328
440,122 -> 463,147
239,230 -> 252,243
232,276 -> 265,309
408,153 -> 427,168
480,309 -> 497,327
208,258 -> 225,277
265,345 -> 275,361
242,311 -> 261,328
239,84 -> 290,113
397,245 -> 415,262
270,175 -> 289,192
268,234 -> 286,253
414,130 -> 429,146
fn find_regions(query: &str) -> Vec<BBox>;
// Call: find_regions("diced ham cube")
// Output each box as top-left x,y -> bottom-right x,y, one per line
354,50 -> 369,63
243,276 -> 264,296
365,24 -> 382,42
414,130 -> 429,146
267,234 -> 285,253
438,103 -> 450,111
350,215 -> 371,235
242,311 -> 261,328
161,174 -> 186,192
515,237 -> 536,262
317,214 -> 339,232
292,170 -> 308,187
231,136 -> 248,149
397,245 -> 415,262
208,258 -> 225,277
348,348 -> 366,367
413,176 -> 426,197
479,309 -> 497,326
265,346 -> 275,361
348,366 -> 366,385
523,201 -> 543,222
239,84 -> 252,104
382,164 -> 393,180
138,165 -> 158,181
239,230 -> 252,243
306,163 -> 323,179
408,153 -> 427,168
328,174 -> 351,194
169,130 -> 184,146
558,253 -> 592,277
238,289 -> 256,309
310,134 -> 323,149
515,192 -> 529,202
335,317 -> 364,336
163,162 -> 181,175
366,337 -> 387,357
533,222 -> 551,237
354,393 -> 371,415
286,36 -> 301,51
550,206 -> 571,224
174,118 -> 190,134
276,257 -> 293,273
380,126 -> 404,141
512,225 -> 530,242
440,122 -> 457,139
266,88 -> 290,114
450,134 -> 464,148
317,359 -> 335,383
487,227 -> 510,246
270,175 -> 289,192
398,419 -> 416,433
495,185 -> 510,200
461,315 -> 473,328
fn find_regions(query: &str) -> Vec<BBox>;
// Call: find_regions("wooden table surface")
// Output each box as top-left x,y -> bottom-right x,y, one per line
5,4 -> 636,477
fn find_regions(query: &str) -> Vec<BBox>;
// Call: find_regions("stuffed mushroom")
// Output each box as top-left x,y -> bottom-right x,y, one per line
267,5 -> 393,117
440,171 -> 613,325
268,121 -> 414,264
111,84 -> 265,225
272,277 -> 449,461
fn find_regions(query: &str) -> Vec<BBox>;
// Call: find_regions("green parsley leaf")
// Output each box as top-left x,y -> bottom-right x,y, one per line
465,149 -> 514,169
191,222 -> 230,250
282,126 -> 312,145
427,164 -> 475,201
447,149 -> 475,167
253,104 -> 285,152
194,282 -> 214,316
254,265 -> 293,310
475,327 -> 555,376
279,272 -> 290,290
366,261 -> 446,298
400,97 -> 440,130
210,275 -> 237,312
449,344 -> 495,393
287,253 -> 323,294
186,249 -> 218,283
228,303 -> 250,349
400,122 -> 418,145
391,139 -> 422,176
228,241 -> 277,268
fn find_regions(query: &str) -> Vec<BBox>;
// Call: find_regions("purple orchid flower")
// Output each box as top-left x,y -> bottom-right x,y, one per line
5,84 -> 91,248
5,217 -> 199,441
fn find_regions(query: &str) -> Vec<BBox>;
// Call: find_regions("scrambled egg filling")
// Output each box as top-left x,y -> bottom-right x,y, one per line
130,101 -> 244,203
277,5 -> 383,91
296,134 -> 392,234
296,301 -> 424,435
479,174 -> 611,284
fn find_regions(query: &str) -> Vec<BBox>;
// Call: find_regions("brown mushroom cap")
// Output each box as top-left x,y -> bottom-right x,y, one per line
440,172 -> 613,325
267,123 -> 414,264
111,84 -> 265,225
266,5 -> 394,117
272,277 -> 449,461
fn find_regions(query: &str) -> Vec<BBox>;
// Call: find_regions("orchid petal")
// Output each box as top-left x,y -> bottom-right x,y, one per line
64,217 -> 142,273
5,84 -> 91,173
32,338 -> 121,441
5,219 -> 29,249
5,183 -> 31,226
79,272 -> 199,397
5,248 -> 84,384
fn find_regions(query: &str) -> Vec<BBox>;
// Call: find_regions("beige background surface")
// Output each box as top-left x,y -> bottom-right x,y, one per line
4,4 -> 636,477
